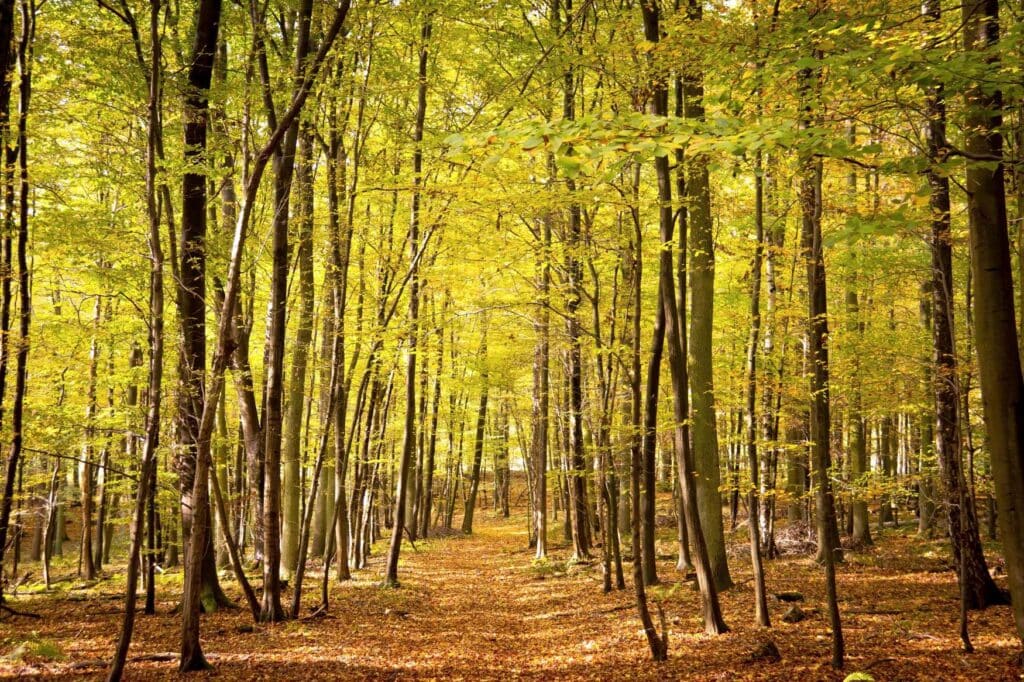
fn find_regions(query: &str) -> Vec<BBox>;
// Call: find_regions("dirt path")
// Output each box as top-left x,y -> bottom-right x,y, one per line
1,510 -> 1020,680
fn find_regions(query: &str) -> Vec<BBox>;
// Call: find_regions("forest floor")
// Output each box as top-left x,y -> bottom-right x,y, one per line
0,506 -> 1021,680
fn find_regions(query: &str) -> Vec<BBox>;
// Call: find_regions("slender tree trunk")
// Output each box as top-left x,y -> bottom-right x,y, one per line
629,4 -> 670,659
744,150 -> 770,627
759,157 -> 783,558
799,52 -> 843,668
109,12 -> 164,680
421,316 -> 444,539
462,322 -> 489,535
639,188 -> 665,587
290,318 -> 341,617
179,1 -> 351,667
0,0 -> 18,602
847,291 -> 871,545
385,17 -> 431,587
879,414 -> 894,527
532,211 -> 551,559
80,297 -> 101,580
259,0 -> 315,622
93,328 -> 115,573
918,284 -> 937,536
282,125 -> 316,579
643,0 -> 727,635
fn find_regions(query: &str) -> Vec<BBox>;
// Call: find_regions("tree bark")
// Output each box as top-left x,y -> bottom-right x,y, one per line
847,290 -> 871,546
643,0 -> 727,635
744,150 -> 770,627
532,210 -> 551,559
385,17 -> 431,586
282,124 -> 316,579
924,22 -> 1004,602
0,0 -> 29,610
80,296 -> 101,580
177,0 -> 226,624
108,8 -> 163,678
259,0 -> 314,622
799,52 -> 843,668
962,0 -> 1024,640
462,322 -> 489,535
421,314 -> 444,539
684,0 -> 731,592
179,1 -> 352,667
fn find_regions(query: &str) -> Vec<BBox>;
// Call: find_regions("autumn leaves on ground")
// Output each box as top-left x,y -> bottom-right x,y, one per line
1,496 -> 1019,681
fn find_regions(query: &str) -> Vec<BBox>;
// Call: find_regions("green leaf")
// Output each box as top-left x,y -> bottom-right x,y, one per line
843,673 -> 875,682
556,155 -> 582,179
522,135 -> 545,151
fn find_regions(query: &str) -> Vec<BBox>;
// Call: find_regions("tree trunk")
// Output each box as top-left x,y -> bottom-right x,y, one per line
879,414 -> 894,527
962,0 -> 1024,639
532,210 -> 551,559
385,17 -> 431,586
420,315 -> 444,539
0,0 -> 29,609
799,55 -> 843,668
259,0 -> 314,622
685,0 -> 731,593
282,124 -> 316,579
847,291 -> 871,546
80,296 -> 101,580
177,0 -> 226,626
109,11 -> 164,679
179,0 -> 351,667
462,323 -> 489,535
921,0 -> 1006,606
644,0 -> 727,635
744,149 -> 770,627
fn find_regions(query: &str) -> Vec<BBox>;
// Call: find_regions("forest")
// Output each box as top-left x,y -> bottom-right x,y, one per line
0,0 -> 1021,678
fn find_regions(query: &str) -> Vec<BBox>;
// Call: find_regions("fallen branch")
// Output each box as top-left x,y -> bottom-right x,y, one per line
0,601 -> 40,619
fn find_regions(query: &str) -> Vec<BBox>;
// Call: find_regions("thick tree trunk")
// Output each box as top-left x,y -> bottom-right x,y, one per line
962,0 -> 1024,640
921,0 -> 1006,607
177,0 -> 226,627
0,0 -> 29,609
685,0 -> 731,593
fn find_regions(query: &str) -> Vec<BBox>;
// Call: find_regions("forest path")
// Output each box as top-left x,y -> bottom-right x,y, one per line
2,508 -> 1021,680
